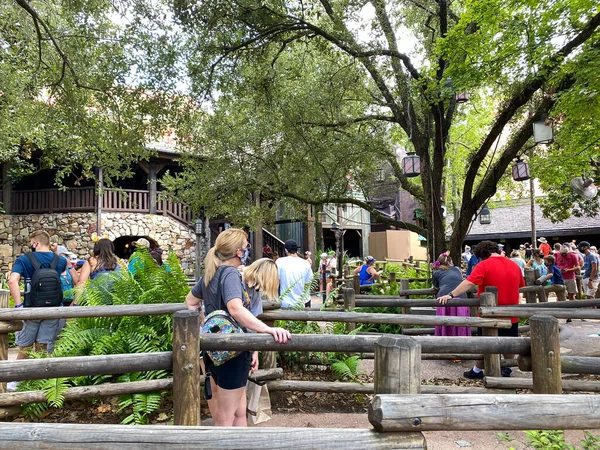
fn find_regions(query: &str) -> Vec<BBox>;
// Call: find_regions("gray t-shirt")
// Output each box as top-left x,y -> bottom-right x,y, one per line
245,284 -> 263,317
432,266 -> 466,298
191,266 -> 250,315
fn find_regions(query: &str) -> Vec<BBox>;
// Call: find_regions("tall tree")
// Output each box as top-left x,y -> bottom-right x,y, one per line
1,0 -> 187,186
171,0 -> 600,260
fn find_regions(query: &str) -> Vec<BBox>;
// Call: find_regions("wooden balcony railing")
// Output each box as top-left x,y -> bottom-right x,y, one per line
9,188 -> 192,227
12,187 -> 96,214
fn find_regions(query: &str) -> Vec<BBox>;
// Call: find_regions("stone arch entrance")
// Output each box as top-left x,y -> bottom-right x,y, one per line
112,235 -> 158,260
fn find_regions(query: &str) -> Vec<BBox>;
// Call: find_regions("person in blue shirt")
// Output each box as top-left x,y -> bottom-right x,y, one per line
542,254 -> 566,302
8,230 -> 67,361
466,253 -> 481,276
353,256 -> 380,285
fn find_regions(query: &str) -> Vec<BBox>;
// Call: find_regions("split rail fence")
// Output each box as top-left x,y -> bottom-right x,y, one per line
0,286 -> 598,448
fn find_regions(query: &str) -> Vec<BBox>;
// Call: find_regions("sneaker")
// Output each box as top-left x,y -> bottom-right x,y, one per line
502,367 -> 513,378
6,381 -> 18,392
463,369 -> 484,380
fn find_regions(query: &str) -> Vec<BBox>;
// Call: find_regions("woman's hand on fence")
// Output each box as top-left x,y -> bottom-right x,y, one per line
267,326 -> 291,344
437,295 -> 451,305
250,351 -> 259,373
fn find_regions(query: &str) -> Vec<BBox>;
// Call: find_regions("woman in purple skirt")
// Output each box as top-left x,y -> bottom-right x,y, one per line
432,252 -> 471,337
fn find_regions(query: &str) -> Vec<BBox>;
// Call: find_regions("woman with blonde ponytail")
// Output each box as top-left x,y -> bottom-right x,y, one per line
185,229 -> 290,427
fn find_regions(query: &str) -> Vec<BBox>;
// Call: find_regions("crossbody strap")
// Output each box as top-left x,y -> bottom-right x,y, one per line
214,266 -> 247,331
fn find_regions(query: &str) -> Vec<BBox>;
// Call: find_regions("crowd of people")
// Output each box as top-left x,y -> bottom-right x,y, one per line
6,230 -> 166,391
437,238 -> 599,380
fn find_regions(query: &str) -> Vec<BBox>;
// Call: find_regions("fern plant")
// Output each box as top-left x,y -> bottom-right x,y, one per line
17,250 -> 189,424
331,355 -> 361,382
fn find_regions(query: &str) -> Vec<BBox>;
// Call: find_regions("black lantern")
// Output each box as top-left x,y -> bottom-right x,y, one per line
195,218 -> 203,235
533,120 -> 553,144
402,152 -> 421,177
512,158 -> 530,181
479,206 -> 491,225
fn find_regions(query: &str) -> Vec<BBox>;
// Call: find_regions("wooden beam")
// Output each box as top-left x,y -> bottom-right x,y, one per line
0,423 -> 427,449
258,310 -> 513,329
510,299 -> 600,308
480,307 -> 600,320
485,377 -> 600,392
530,315 -> 561,394
0,304 -> 187,321
369,394 -> 600,431
266,380 -> 512,395
354,298 -> 480,308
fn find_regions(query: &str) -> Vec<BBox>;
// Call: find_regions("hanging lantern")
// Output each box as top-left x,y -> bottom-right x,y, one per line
455,92 -> 470,103
317,211 -> 326,224
512,158 -> 530,181
533,120 -> 553,144
479,206 -> 491,225
402,152 -> 421,177
377,167 -> 384,182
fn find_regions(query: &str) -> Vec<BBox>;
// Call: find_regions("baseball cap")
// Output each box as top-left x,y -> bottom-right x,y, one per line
284,239 -> 298,252
320,252 -> 328,258
498,243 -> 504,248
56,245 -> 70,255
133,238 -> 150,248
578,241 -> 591,251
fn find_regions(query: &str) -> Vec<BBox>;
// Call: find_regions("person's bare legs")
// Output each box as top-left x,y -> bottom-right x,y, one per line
211,385 -> 246,426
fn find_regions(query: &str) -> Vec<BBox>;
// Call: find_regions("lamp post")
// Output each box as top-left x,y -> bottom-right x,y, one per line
331,221 -> 344,277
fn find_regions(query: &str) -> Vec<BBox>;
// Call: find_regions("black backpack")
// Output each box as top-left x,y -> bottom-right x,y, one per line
24,253 -> 63,308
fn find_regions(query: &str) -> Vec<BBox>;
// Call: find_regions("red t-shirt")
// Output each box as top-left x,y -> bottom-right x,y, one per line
555,252 -> 579,280
539,243 -> 551,257
467,255 -> 525,323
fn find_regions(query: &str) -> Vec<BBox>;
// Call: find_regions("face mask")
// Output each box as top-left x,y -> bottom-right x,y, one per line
30,244 -> 36,252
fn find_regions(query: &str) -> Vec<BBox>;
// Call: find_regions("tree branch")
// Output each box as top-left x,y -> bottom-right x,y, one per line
461,11 -> 600,207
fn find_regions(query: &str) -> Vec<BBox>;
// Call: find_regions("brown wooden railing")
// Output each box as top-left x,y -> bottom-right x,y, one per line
12,187 -> 96,214
9,188 -> 192,227
103,189 -> 150,213
157,198 -> 193,225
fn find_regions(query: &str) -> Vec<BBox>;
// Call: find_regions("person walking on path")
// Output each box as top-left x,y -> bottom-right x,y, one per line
186,229 -> 290,427
8,231 -> 67,361
555,244 -> 580,301
276,239 -> 313,308
538,237 -> 552,257
579,241 -> 599,299
437,240 -> 525,379
431,252 -> 471,337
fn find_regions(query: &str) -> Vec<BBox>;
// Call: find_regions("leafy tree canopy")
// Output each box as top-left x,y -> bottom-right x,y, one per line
168,0 -> 600,259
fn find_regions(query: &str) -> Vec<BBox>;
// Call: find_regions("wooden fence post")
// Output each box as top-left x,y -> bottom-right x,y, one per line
353,274 -> 361,294
374,336 -> 421,395
399,278 -> 411,334
530,315 -> 562,394
524,269 -> 537,304
172,310 -> 201,426
0,290 -> 11,394
343,288 -> 356,333
481,289 -> 501,377
389,272 -> 397,283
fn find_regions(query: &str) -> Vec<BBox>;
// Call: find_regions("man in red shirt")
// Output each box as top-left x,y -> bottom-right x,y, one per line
538,237 -> 551,257
437,240 -> 525,379
555,244 -> 580,301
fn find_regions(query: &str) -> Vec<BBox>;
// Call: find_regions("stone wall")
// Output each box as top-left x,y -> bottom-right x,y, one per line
0,212 -> 201,276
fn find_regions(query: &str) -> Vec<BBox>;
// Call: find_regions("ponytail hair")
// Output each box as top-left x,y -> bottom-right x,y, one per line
204,228 -> 248,286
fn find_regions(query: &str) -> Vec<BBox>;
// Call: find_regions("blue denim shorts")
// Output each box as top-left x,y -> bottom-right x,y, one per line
15,319 -> 60,347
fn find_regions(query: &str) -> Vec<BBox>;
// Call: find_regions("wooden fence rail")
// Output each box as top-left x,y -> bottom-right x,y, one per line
369,394 -> 600,431
0,423 -> 426,450
480,306 -> 600,319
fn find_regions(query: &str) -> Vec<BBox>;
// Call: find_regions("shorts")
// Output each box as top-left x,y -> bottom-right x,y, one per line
15,319 -> 60,347
498,322 -> 519,338
564,278 -> 577,294
207,351 -> 251,390
583,278 -> 600,297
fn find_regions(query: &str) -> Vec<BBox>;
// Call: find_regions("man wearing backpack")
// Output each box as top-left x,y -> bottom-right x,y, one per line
8,230 -> 67,361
